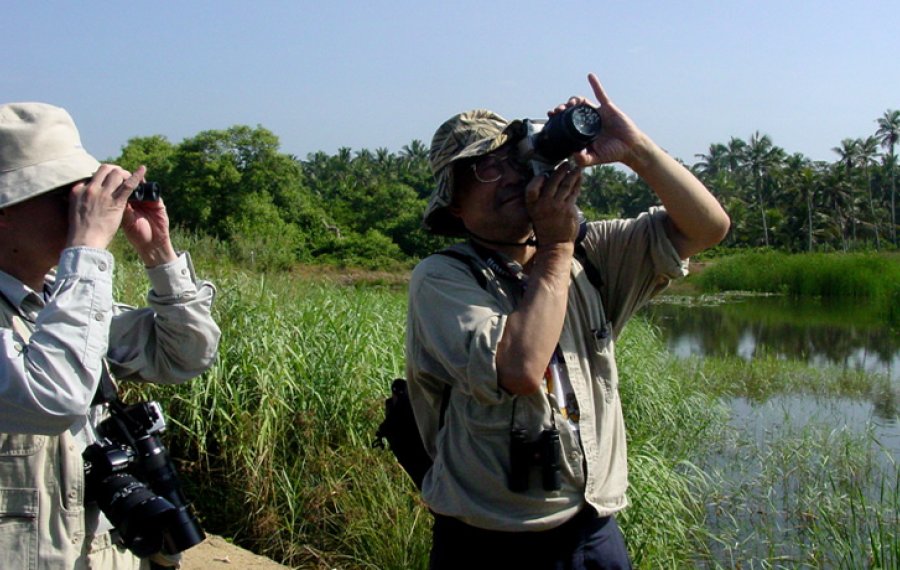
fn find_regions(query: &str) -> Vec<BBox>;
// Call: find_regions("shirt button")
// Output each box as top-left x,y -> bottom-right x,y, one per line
98,262 -> 108,272
569,451 -> 580,461
181,268 -> 188,275
94,312 -> 105,322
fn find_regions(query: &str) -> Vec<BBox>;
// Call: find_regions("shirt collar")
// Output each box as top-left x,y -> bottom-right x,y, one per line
0,268 -> 50,311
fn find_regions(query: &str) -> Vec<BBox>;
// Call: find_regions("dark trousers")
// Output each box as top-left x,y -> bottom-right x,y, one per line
429,508 -> 632,570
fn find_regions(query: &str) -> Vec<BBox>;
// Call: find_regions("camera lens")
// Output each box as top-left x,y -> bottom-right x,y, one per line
568,105 -> 602,139
94,473 -> 177,558
533,104 -> 602,164
134,435 -> 206,552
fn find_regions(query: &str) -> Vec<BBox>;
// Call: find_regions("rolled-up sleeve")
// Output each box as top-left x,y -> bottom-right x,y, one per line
106,252 -> 220,384
580,207 -> 688,336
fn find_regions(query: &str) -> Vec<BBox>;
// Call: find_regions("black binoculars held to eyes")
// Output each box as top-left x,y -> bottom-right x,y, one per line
130,181 -> 162,202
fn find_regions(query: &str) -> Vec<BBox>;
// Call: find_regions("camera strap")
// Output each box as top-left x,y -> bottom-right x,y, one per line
92,360 -> 120,406
466,230 -> 538,247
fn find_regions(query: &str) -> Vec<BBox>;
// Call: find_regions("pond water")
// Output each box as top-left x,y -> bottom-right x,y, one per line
646,294 -> 899,382
645,293 -> 900,454
647,294 -> 899,562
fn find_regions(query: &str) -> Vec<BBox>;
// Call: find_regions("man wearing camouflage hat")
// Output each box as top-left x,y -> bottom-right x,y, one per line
0,102 -> 221,569
406,73 -> 729,568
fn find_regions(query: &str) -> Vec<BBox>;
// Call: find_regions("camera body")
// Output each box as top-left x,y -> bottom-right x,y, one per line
83,401 -> 204,558
515,103 -> 602,176
508,426 -> 562,493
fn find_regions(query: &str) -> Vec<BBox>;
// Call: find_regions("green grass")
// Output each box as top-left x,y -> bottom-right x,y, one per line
112,236 -> 898,568
695,251 -> 900,302
115,248 -> 726,567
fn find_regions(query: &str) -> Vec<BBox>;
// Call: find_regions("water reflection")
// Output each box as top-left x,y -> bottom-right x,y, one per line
647,294 -> 899,381
647,293 -> 899,445
652,294 -> 900,563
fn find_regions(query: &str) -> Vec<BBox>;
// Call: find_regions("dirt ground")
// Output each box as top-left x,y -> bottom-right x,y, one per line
181,534 -> 293,570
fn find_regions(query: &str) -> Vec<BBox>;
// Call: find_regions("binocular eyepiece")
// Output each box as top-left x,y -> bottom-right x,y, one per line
130,181 -> 161,202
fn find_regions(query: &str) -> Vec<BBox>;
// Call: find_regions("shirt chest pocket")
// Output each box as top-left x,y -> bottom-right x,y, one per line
0,433 -> 46,457
0,484 -> 39,570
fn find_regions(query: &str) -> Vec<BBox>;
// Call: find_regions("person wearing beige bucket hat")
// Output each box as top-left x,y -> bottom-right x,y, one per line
406,74 -> 730,568
0,102 -> 221,569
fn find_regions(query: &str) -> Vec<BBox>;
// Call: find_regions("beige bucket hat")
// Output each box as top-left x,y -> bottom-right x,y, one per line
0,102 -> 100,209
423,109 -> 522,236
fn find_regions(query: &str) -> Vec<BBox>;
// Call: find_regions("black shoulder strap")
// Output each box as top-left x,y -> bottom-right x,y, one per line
574,243 -> 604,292
433,249 -> 488,290
437,243 -> 604,298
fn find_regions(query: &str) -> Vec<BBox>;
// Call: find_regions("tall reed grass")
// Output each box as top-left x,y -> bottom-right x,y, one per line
695,251 -> 900,305
687,353 -> 899,568
113,244 -> 726,568
110,235 -> 897,568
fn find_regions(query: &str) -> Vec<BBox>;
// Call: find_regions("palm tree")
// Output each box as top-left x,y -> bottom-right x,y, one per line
400,139 -> 429,163
781,153 -> 817,251
876,109 -> 899,245
745,132 -> 784,247
833,138 -> 858,176
832,139 -> 861,243
857,136 -> 882,248
694,143 -> 729,178
725,137 -> 747,175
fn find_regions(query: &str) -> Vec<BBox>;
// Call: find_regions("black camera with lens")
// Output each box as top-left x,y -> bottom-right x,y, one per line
515,103 -> 602,176
508,426 -> 562,493
509,102 -> 601,244
130,181 -> 161,202
83,400 -> 205,559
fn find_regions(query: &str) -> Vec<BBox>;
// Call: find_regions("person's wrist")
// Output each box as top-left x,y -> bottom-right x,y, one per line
137,242 -> 177,268
622,135 -> 665,171
621,133 -> 660,171
534,240 -> 575,255
66,231 -> 113,251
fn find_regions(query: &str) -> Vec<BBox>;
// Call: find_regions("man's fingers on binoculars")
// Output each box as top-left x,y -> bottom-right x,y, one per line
82,165 -> 129,198
115,166 -> 146,200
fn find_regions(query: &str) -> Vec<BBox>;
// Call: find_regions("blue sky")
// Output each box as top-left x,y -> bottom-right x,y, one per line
4,1 -> 897,166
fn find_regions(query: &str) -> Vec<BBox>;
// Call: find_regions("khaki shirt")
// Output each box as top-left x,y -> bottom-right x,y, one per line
0,247 -> 220,570
406,208 -> 686,532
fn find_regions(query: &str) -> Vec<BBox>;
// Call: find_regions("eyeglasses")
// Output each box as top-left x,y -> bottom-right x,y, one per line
471,151 -> 530,184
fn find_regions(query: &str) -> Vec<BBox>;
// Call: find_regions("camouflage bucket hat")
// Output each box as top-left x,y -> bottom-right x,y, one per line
423,109 -> 520,236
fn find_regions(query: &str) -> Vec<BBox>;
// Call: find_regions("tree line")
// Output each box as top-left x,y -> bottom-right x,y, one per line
114,109 -> 899,269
